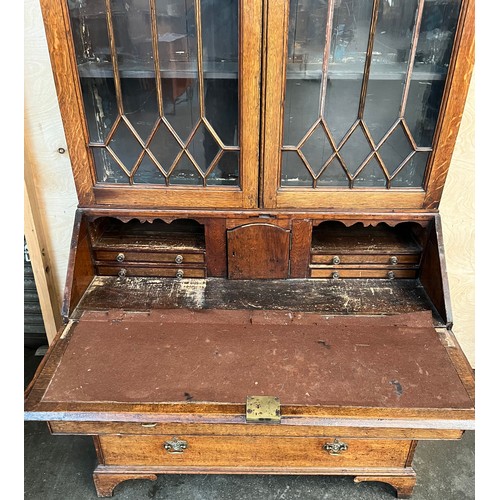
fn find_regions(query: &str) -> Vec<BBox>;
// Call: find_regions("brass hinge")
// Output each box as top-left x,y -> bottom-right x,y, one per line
246,396 -> 281,423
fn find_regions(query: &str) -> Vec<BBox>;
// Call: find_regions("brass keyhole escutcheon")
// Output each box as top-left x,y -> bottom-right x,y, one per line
164,437 -> 188,454
323,439 -> 348,456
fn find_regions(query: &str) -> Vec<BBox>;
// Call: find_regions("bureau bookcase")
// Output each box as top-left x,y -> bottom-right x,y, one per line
25,0 -> 474,497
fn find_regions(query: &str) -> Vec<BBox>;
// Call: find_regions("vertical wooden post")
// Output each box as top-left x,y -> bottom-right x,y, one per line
24,156 -> 61,344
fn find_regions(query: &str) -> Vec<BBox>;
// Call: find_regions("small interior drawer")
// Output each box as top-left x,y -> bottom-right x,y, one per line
310,268 -> 418,279
94,250 -> 205,264
96,265 -> 206,278
99,434 -> 412,468
310,254 -> 420,265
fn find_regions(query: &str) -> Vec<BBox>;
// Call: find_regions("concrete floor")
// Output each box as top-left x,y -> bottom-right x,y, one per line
24,347 -> 475,500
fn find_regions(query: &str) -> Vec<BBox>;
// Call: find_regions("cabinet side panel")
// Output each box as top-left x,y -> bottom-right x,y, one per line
62,212 -> 95,321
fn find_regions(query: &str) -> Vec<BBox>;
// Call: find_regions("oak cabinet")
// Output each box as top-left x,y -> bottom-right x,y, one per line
25,0 -> 474,498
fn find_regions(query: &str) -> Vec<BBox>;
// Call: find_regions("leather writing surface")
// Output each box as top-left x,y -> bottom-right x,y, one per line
43,310 -> 472,409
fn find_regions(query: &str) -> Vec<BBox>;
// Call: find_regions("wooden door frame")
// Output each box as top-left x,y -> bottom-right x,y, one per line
39,0 -> 262,209
261,0 -> 475,211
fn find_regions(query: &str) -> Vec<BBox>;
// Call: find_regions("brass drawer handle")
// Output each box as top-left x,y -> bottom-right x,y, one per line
323,439 -> 348,455
118,268 -> 127,278
116,252 -> 125,262
164,437 -> 188,454
175,254 -> 184,264
332,256 -> 340,265
389,256 -> 398,265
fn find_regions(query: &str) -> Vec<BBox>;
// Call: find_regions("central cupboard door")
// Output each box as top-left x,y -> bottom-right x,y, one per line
67,0 -> 262,208
262,0 -> 464,210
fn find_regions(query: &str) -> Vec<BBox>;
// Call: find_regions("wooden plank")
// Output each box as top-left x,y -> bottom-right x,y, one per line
24,159 -> 62,344
49,421 -> 464,440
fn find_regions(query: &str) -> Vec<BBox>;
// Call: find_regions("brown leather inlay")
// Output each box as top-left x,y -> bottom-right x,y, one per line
43,310 -> 472,409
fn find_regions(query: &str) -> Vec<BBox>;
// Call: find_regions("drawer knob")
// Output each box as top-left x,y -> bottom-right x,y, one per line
332,272 -> 339,280
389,256 -> 398,265
387,271 -> 395,280
176,269 -> 184,279
324,439 -> 348,456
164,437 -> 188,454
332,256 -> 340,265
116,253 -> 125,262
118,268 -> 127,278
175,254 -> 184,264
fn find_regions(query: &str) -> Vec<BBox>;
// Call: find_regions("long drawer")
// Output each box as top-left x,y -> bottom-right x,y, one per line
96,265 -> 206,278
99,434 -> 412,469
94,250 -> 205,265
310,254 -> 420,266
310,268 -> 418,279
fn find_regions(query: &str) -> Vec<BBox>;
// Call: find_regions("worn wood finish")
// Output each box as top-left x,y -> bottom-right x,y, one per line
99,434 -> 411,468
309,269 -> 417,279
354,471 -> 416,499
227,224 -> 290,279
39,0 -> 95,205
93,464 -> 416,497
72,277 -> 444,324
424,0 -> 475,208
93,468 -> 157,498
49,421 -> 464,441
311,255 -> 420,265
62,211 -> 95,322
290,219 -> 312,278
204,218 -> 227,277
419,216 -> 451,327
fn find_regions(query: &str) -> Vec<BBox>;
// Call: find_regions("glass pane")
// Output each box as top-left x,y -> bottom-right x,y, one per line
281,0 -> 462,191
405,0 -> 461,147
69,0 -> 240,188
363,0 -> 419,144
206,151 -> 239,186
281,151 -> 312,187
392,151 -> 429,187
92,148 -> 129,184
354,156 -> 386,187
300,125 -> 334,176
325,1 -> 373,143
133,154 -> 166,185
317,157 -> 349,187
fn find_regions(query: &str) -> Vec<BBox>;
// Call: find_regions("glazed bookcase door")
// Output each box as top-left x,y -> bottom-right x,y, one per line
47,0 -> 261,208
262,0 -> 473,209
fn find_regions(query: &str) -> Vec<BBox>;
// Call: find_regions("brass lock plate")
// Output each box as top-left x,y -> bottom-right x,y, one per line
246,396 -> 281,423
